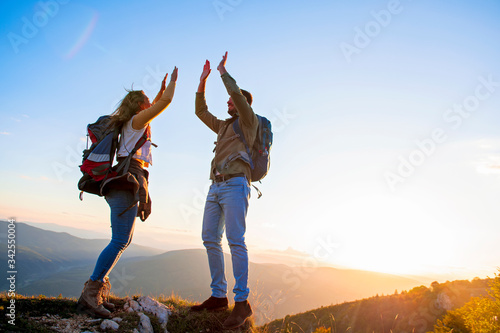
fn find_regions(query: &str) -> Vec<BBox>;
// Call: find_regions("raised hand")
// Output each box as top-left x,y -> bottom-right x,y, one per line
160,73 -> 167,91
200,60 -> 211,82
153,72 -> 169,105
170,66 -> 178,83
217,51 -> 228,74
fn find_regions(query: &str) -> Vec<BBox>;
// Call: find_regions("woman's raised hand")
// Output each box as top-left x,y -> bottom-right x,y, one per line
170,66 -> 178,83
160,73 -> 167,91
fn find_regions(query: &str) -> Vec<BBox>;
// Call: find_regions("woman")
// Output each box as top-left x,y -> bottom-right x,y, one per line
77,66 -> 178,318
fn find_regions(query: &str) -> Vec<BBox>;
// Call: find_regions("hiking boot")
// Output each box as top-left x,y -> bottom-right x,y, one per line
223,300 -> 253,329
77,279 -> 112,318
190,296 -> 229,312
101,277 -> 115,311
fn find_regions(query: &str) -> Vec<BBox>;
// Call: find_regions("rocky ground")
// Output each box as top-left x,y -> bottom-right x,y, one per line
0,294 -> 257,333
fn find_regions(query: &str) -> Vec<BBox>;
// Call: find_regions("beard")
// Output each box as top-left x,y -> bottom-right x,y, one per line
228,108 -> 238,117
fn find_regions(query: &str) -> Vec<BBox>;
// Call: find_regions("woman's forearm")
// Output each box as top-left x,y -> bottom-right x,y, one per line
133,80 -> 176,129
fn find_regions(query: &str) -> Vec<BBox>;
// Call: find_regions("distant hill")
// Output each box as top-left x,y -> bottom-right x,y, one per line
262,278 -> 491,333
0,221 -> 164,290
0,221 -> 163,261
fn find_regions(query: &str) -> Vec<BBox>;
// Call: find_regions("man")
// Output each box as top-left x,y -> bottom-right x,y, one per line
191,52 -> 257,330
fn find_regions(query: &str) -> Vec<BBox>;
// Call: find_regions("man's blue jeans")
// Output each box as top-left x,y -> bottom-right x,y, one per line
202,176 -> 251,302
91,189 -> 137,282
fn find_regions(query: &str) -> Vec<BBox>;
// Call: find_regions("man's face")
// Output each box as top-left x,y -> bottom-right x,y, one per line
227,97 -> 237,117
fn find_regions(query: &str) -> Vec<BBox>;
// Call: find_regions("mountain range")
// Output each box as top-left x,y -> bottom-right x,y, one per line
0,221 -> 425,324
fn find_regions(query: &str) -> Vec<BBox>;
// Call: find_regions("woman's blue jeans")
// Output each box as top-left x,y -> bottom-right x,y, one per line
90,189 -> 137,282
202,176 -> 251,302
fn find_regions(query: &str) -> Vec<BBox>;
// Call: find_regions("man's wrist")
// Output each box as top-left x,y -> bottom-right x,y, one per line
218,67 -> 227,75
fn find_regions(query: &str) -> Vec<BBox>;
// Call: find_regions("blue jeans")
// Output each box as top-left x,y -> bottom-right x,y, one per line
90,189 -> 137,282
202,176 -> 251,302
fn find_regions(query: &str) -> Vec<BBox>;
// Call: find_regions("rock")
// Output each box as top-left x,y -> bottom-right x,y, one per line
136,296 -> 171,325
100,319 -> 120,331
124,296 -> 171,333
130,300 -> 143,311
112,317 -> 123,323
137,312 -> 154,333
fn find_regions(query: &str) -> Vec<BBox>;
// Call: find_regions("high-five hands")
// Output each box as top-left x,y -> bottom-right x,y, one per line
197,52 -> 228,93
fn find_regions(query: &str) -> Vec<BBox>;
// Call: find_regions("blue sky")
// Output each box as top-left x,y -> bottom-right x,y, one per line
1,0 -> 500,280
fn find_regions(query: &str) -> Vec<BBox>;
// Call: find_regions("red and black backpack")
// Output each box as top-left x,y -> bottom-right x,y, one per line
78,115 -> 148,199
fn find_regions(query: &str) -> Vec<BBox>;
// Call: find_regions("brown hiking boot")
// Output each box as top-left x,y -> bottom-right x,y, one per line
223,300 -> 253,329
101,277 -> 115,311
77,279 -> 112,318
190,296 -> 229,312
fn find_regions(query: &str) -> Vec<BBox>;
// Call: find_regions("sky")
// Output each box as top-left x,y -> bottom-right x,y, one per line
1,0 -> 500,281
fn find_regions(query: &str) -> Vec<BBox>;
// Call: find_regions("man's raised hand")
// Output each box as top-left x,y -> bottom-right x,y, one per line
200,60 -> 211,82
198,61 -> 211,93
217,51 -> 228,75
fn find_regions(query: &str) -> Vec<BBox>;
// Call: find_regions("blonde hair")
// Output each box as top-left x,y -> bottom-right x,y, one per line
110,90 -> 148,127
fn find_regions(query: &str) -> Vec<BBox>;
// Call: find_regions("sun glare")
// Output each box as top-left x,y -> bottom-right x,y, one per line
321,193 -> 457,276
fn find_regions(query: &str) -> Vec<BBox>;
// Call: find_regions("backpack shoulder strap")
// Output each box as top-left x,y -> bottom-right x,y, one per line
98,125 -> 120,181
115,125 -> 150,174
109,125 -> 120,163
233,118 -> 254,169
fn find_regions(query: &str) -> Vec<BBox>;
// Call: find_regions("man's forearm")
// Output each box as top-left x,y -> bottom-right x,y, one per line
218,65 -> 227,76
195,92 -> 221,133
221,72 -> 256,126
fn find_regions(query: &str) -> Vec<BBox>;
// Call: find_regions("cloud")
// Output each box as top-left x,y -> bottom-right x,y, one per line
10,114 -> 30,122
476,157 -> 500,175
18,175 -> 54,182
0,132 -> 10,135
472,139 -> 500,175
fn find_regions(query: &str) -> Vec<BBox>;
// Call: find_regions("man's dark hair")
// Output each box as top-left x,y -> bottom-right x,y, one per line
241,89 -> 253,105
